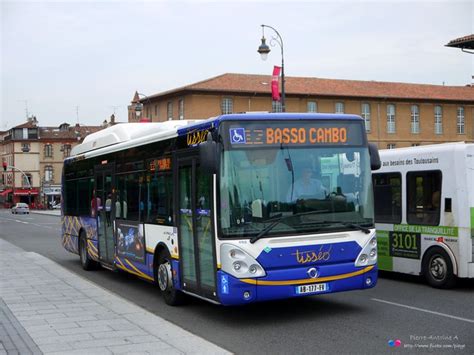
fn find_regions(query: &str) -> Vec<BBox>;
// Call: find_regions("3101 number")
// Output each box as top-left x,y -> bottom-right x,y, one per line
389,231 -> 421,259
391,232 -> 418,250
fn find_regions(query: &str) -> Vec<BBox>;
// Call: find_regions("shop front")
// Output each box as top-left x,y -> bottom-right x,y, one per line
14,188 -> 39,208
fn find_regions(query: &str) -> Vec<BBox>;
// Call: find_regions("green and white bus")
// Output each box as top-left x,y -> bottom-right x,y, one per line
373,142 -> 474,288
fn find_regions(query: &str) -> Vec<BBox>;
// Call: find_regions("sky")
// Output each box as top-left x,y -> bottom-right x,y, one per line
1,0 -> 473,128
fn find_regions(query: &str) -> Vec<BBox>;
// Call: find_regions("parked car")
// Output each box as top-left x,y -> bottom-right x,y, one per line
11,203 -> 30,214
52,202 -> 61,210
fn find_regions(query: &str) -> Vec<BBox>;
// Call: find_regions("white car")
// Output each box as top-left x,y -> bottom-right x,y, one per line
11,203 -> 30,214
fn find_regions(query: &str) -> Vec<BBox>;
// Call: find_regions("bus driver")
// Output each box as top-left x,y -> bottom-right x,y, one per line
287,167 -> 327,202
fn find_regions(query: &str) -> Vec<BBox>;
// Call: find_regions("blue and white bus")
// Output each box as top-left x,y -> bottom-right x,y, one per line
62,113 -> 380,306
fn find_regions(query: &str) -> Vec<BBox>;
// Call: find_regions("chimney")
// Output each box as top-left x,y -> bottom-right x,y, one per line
110,114 -> 115,124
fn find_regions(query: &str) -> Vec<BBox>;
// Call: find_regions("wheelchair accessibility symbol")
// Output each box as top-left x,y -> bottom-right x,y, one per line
229,128 -> 246,144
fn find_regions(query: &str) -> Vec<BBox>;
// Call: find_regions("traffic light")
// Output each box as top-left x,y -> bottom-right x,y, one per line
2,161 -> 7,172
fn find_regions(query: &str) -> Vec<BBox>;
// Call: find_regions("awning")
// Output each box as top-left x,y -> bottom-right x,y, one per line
0,189 -> 12,197
14,188 -> 39,196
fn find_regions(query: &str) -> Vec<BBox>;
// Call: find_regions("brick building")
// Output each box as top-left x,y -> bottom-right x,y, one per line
0,118 -> 102,208
128,73 -> 474,148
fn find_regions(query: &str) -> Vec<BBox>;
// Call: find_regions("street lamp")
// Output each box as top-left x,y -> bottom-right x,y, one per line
134,93 -> 151,122
257,24 -> 285,112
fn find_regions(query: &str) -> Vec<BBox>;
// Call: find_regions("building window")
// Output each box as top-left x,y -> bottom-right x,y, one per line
62,144 -> 71,158
167,102 -> 173,121
457,107 -> 465,134
178,99 -> 184,120
307,101 -> 317,113
434,105 -> 443,134
272,100 -> 283,113
44,144 -> 53,158
373,173 -> 402,224
387,144 -> 396,149
411,105 -> 420,134
23,174 -> 32,188
387,104 -> 396,133
221,98 -> 233,114
45,166 -> 53,182
335,102 -> 344,114
407,170 -> 442,226
361,103 -> 371,132
155,105 -> 159,116
21,143 -> 30,152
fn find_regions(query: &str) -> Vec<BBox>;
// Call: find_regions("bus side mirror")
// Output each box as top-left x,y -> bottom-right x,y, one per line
369,143 -> 381,170
199,133 -> 218,174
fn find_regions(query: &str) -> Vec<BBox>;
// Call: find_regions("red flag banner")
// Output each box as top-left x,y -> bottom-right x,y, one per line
271,66 -> 281,101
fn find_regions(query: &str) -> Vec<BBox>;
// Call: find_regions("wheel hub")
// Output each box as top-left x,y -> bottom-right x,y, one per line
158,261 -> 172,292
430,256 -> 447,280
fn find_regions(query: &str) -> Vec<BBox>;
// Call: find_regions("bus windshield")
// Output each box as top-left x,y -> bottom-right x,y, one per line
219,146 -> 374,238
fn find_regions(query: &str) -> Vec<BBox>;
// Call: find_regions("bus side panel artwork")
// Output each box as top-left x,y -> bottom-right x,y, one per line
116,221 -> 145,263
144,224 -> 179,259
61,216 -> 98,257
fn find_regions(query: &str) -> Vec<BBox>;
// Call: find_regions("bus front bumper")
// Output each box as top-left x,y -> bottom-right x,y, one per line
216,264 -> 377,306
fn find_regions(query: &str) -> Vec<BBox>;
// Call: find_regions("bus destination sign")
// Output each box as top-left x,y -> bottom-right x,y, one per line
226,121 -> 364,147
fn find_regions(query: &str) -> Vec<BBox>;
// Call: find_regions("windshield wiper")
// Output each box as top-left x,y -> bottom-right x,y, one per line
249,210 -> 327,244
339,222 -> 372,234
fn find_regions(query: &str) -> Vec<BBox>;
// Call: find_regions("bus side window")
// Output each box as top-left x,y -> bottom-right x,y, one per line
372,172 -> 402,224
407,170 -> 442,226
147,171 -> 173,225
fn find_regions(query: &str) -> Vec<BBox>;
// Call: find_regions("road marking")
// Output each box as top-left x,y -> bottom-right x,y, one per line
371,298 -> 474,323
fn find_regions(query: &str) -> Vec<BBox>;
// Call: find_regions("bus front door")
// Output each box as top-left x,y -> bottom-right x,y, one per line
95,165 -> 115,265
177,156 -> 217,301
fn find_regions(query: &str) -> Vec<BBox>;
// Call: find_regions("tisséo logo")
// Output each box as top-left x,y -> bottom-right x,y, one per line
388,339 -> 402,347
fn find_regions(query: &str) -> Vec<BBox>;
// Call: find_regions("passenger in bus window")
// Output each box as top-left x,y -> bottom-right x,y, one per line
91,190 -> 101,218
115,198 -> 121,219
105,194 -> 112,226
287,168 -> 327,202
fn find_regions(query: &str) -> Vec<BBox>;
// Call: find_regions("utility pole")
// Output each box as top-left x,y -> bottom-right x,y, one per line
75,106 -> 80,124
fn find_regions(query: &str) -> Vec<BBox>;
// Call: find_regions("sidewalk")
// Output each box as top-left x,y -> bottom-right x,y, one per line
0,239 -> 231,355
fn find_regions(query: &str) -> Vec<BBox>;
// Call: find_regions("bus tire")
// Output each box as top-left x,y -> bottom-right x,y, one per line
156,250 -> 185,306
79,231 -> 98,271
422,247 -> 456,289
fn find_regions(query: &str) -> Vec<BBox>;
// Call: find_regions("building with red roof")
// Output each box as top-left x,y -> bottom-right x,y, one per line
128,73 -> 473,148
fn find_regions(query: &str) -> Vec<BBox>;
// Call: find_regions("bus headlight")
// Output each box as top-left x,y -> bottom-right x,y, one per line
221,244 -> 266,278
355,235 -> 377,267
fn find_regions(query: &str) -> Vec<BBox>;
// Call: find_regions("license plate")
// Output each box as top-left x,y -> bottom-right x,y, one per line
295,283 -> 328,294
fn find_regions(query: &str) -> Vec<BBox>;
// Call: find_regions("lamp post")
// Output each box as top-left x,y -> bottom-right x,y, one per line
134,93 -> 151,122
257,24 -> 285,112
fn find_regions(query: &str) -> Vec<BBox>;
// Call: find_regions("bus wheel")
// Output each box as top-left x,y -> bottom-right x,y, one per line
79,231 -> 98,271
422,248 -> 456,289
157,250 -> 184,306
